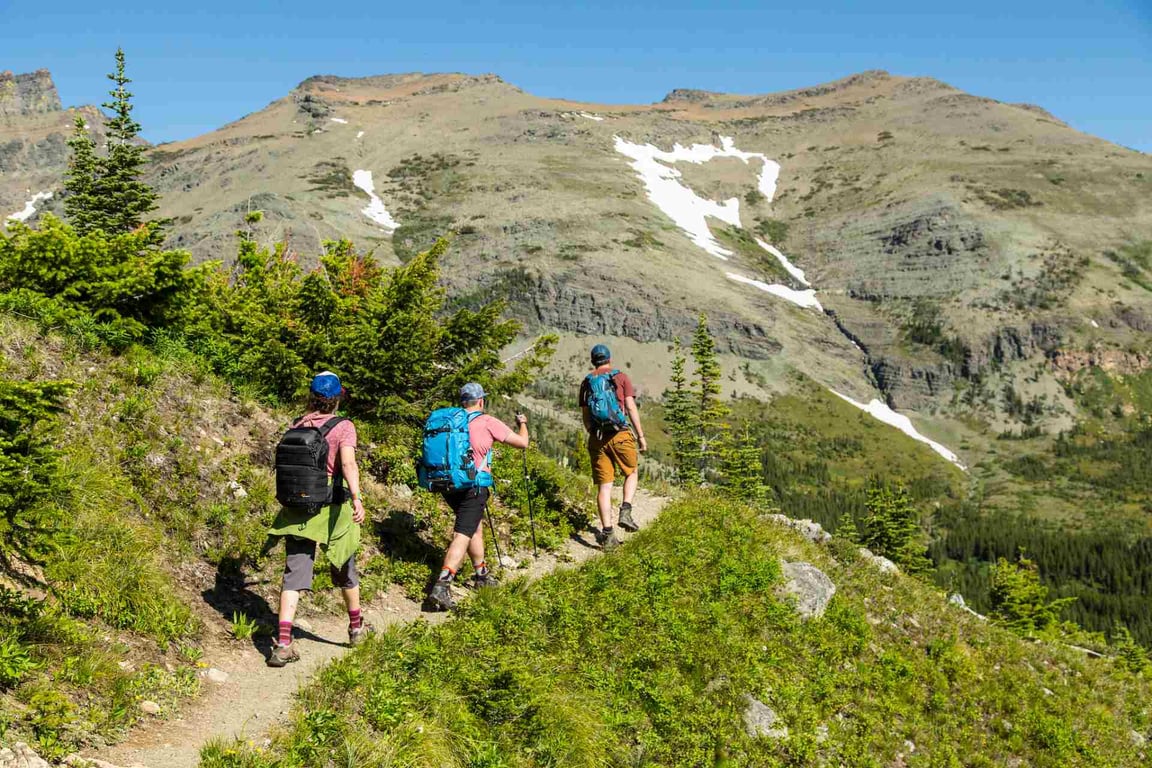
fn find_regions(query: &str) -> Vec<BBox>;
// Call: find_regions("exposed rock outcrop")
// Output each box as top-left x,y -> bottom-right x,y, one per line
741,695 -> 789,739
0,70 -> 62,117
0,743 -> 49,768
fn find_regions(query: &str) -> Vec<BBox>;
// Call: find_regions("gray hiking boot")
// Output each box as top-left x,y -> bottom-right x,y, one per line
468,570 -> 500,590
618,503 -> 638,532
267,642 -> 300,668
424,579 -> 457,612
601,529 -> 622,552
348,623 -> 375,646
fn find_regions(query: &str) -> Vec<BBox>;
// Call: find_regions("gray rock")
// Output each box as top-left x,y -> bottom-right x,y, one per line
949,592 -> 988,621
204,667 -> 229,684
498,555 -> 518,569
763,514 -> 831,544
741,695 -> 789,739
388,483 -> 414,499
139,700 -> 161,715
0,743 -> 50,768
859,548 -> 900,574
227,480 -> 247,499
1131,730 -> 1147,747
779,561 -> 836,619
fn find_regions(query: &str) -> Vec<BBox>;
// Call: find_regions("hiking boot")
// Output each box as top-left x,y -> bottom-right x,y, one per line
467,570 -> 500,590
267,642 -> 299,668
348,623 -> 375,647
593,528 -> 607,546
618,503 -> 638,532
424,579 -> 457,612
601,529 -> 622,552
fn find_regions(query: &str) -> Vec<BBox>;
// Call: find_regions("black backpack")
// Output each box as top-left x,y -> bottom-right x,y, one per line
274,416 -> 348,508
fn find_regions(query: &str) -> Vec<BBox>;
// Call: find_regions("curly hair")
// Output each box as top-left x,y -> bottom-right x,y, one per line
306,392 -> 341,414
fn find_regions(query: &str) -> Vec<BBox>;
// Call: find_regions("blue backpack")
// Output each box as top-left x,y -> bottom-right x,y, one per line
585,370 -> 629,433
417,407 -> 494,492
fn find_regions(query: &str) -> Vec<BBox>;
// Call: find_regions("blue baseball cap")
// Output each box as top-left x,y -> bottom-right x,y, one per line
310,371 -> 343,398
460,382 -> 486,403
590,343 -> 611,364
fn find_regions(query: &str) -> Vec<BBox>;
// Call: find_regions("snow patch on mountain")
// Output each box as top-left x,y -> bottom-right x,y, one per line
756,238 -> 809,286
832,392 -> 966,469
5,191 -> 52,227
351,170 -> 398,232
726,273 -> 823,311
356,130 -> 365,140
579,112 -> 605,122
330,117 -> 348,124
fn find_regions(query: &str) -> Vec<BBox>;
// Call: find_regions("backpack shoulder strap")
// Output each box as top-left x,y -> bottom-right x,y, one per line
466,410 -> 484,425
316,416 -> 349,437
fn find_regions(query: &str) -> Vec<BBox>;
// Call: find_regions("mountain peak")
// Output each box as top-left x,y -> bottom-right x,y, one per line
0,68 -> 62,117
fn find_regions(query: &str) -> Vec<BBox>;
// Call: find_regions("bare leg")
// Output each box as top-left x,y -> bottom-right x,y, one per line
597,482 -> 616,529
278,589 -> 301,625
441,532 -> 472,575
622,471 -> 639,506
339,585 -> 360,613
467,527 -> 486,567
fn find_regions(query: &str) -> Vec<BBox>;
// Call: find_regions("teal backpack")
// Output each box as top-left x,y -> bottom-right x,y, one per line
417,408 -> 493,492
585,370 -> 629,433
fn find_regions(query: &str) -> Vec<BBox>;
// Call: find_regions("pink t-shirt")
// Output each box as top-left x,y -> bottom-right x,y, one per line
469,413 -> 511,472
293,413 -> 357,476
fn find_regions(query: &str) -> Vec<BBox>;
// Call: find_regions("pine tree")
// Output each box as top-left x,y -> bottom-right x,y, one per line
63,115 -> 107,234
96,48 -> 160,237
1110,626 -> 1148,674
836,511 -> 860,543
664,338 -> 702,486
988,554 -> 1076,636
860,483 -> 931,573
718,424 -> 767,504
690,314 -> 729,482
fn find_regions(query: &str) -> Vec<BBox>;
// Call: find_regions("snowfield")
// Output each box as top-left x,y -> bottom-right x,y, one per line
351,170 -> 398,232
831,392 -> 966,469
726,273 -> 823,311
756,238 -> 810,286
5,191 -> 53,226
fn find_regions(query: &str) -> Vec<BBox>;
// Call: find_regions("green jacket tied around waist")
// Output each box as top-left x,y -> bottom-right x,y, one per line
268,501 -> 360,569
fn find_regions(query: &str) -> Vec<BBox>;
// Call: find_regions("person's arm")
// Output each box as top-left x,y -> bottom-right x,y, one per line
581,405 -> 593,434
338,445 -> 365,524
502,413 -> 530,450
624,396 -> 647,452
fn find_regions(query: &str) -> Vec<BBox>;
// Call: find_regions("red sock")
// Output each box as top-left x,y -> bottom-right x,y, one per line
278,621 -> 293,646
348,608 -> 362,630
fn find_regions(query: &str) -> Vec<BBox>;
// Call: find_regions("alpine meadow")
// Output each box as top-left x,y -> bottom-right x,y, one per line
1,28 -> 1151,768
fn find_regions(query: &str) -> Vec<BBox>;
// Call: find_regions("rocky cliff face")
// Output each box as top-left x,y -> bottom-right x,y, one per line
0,70 -> 62,117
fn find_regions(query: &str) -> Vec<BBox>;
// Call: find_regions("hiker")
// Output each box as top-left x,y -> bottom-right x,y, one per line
266,371 -> 371,667
580,344 -> 647,550
422,382 -> 529,611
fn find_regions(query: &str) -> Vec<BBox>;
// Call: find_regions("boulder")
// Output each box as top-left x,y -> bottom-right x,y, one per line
779,561 -> 836,619
204,667 -> 229,684
859,548 -> 899,574
741,695 -> 789,739
138,700 -> 161,715
763,514 -> 832,544
0,743 -> 50,768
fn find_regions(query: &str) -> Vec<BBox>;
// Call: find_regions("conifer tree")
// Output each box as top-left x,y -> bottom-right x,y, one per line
63,115 -> 107,235
664,338 -> 702,486
718,424 -> 767,504
690,314 -> 729,481
860,483 -> 931,573
988,554 -> 1075,636
836,511 -> 860,543
96,48 -> 160,238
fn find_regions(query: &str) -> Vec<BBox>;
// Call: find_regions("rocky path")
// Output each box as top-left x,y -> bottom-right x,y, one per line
81,491 -> 669,768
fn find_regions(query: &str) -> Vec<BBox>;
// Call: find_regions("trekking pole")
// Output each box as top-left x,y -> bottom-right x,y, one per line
484,502 -> 505,567
522,445 -> 538,558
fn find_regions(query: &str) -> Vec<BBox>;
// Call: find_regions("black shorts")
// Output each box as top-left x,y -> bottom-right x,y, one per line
443,487 -> 490,537
281,536 -> 358,592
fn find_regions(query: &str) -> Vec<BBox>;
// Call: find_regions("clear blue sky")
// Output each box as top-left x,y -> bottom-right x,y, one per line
3,0 -> 1149,152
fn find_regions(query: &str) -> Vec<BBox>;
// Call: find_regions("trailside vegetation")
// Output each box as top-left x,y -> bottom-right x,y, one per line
199,494 -> 1152,768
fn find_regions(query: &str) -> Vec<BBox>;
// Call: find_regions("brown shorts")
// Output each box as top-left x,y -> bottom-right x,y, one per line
282,536 -> 359,592
588,429 -> 638,485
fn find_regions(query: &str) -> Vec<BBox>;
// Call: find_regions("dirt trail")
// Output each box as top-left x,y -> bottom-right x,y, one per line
86,491 -> 669,768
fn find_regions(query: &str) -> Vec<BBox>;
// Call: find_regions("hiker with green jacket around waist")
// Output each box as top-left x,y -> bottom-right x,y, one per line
266,372 -> 372,668
580,344 -> 647,551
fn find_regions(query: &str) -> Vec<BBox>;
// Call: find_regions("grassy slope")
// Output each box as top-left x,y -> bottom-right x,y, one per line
201,493 -> 1150,768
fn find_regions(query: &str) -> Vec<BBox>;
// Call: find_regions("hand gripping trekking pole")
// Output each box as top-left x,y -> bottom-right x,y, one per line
522,445 -> 538,558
